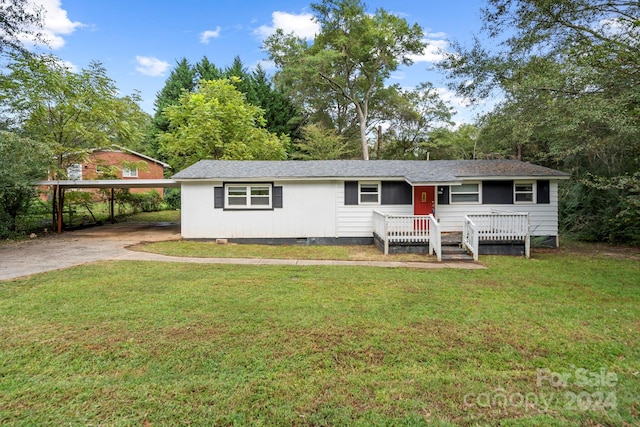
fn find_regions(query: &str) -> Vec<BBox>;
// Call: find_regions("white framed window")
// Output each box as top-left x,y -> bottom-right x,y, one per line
359,182 -> 380,204
122,166 -> 138,178
514,181 -> 535,203
451,183 -> 480,203
225,184 -> 272,209
67,163 -> 83,180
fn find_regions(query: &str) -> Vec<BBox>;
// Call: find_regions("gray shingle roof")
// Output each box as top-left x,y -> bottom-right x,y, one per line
172,160 -> 570,183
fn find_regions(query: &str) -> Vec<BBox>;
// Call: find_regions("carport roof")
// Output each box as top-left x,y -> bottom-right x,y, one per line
37,179 -> 179,188
172,160 -> 570,184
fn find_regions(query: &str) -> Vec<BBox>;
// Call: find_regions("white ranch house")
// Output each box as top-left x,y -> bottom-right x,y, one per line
172,160 -> 570,261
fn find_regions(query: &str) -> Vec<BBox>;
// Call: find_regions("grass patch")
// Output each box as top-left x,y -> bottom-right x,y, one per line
132,240 -> 432,262
121,209 -> 181,223
0,251 -> 638,425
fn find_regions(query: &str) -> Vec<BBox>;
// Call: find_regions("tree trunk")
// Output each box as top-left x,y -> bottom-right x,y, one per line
356,108 -> 369,160
51,185 -> 57,233
376,125 -> 382,159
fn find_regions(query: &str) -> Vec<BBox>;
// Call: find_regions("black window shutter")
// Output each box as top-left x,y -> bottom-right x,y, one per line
214,186 -> 224,208
437,186 -> 449,205
483,181 -> 513,204
273,186 -> 283,208
537,180 -> 550,204
344,181 -> 358,205
381,181 -> 412,205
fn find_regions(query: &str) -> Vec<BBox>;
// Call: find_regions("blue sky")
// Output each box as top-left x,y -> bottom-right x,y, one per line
26,0 -> 494,124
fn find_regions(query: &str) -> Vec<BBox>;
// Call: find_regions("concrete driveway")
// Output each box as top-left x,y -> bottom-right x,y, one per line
0,222 -> 484,281
0,222 -> 182,281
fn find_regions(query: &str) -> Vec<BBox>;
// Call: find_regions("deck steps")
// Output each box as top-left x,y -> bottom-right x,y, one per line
440,233 -> 475,262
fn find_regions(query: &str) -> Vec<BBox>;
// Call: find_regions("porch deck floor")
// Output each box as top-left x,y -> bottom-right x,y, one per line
441,232 -> 462,245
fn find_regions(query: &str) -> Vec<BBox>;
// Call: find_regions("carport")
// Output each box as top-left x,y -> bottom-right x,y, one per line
37,179 -> 180,233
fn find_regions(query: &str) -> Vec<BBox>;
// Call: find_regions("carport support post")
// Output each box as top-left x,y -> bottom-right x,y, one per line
56,184 -> 63,234
110,188 -> 115,224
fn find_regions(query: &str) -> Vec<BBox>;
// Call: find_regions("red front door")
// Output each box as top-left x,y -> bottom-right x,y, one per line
414,186 -> 435,216
413,186 -> 435,230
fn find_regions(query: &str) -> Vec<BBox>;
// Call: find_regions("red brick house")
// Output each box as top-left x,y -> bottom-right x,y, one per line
65,145 -> 171,196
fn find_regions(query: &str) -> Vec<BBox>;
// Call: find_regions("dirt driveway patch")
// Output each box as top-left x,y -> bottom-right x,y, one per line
0,222 -> 181,281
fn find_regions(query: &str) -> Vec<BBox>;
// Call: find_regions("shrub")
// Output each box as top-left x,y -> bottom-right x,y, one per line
120,190 -> 162,213
163,188 -> 181,210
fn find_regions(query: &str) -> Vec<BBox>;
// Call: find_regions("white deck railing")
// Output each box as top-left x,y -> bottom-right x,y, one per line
462,216 -> 479,261
373,211 -> 441,261
466,212 -> 530,258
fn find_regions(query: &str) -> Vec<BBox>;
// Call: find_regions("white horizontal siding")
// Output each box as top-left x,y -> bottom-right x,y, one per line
336,182 -> 412,237
181,181 -> 337,239
182,180 -> 561,239
437,181 -> 559,236
181,181 -> 218,239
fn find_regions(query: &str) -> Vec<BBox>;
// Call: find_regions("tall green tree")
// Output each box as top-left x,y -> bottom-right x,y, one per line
292,124 -> 355,159
425,124 -> 480,160
378,83 -> 454,159
153,58 -> 197,133
0,131 -> 51,237
194,56 -> 221,81
439,0 -> 640,243
264,0 -> 426,159
154,57 -> 304,159
159,78 -> 287,170
250,65 -> 304,148
1,53 -> 151,229
1,53 -> 150,176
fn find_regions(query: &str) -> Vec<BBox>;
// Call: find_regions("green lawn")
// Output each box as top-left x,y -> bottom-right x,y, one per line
120,209 -> 181,223
0,251 -> 638,425
132,240 -> 433,262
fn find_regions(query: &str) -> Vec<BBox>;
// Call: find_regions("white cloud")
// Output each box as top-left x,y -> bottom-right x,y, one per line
21,0 -> 84,49
435,86 -> 473,109
409,38 -> 449,64
255,11 -> 319,40
200,27 -> 221,44
425,31 -> 447,39
135,56 -> 170,77
599,17 -> 639,41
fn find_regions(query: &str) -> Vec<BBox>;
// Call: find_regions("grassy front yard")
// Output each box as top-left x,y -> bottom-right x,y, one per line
0,250 -> 638,425
131,240 -> 433,262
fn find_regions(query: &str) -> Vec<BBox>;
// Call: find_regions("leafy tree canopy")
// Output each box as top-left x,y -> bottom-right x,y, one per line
0,131 -> 51,237
0,0 -> 44,54
159,78 -> 287,170
152,57 -> 303,159
439,0 -> 640,244
377,83 -> 454,159
0,53 -> 150,177
292,124 -> 356,159
153,58 -> 197,133
264,0 -> 426,159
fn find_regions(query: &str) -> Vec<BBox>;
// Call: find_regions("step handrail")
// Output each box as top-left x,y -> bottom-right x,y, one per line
462,215 -> 479,261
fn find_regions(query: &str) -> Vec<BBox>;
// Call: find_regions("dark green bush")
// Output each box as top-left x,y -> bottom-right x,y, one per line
122,190 -> 162,213
163,188 -> 181,210
559,176 -> 640,246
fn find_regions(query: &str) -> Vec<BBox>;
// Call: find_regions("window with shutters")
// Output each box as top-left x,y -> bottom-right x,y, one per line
224,184 -> 272,209
359,182 -> 380,204
514,181 -> 535,203
450,183 -> 480,203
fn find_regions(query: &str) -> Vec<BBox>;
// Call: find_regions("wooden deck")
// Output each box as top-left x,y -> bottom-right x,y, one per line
374,211 -> 531,262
